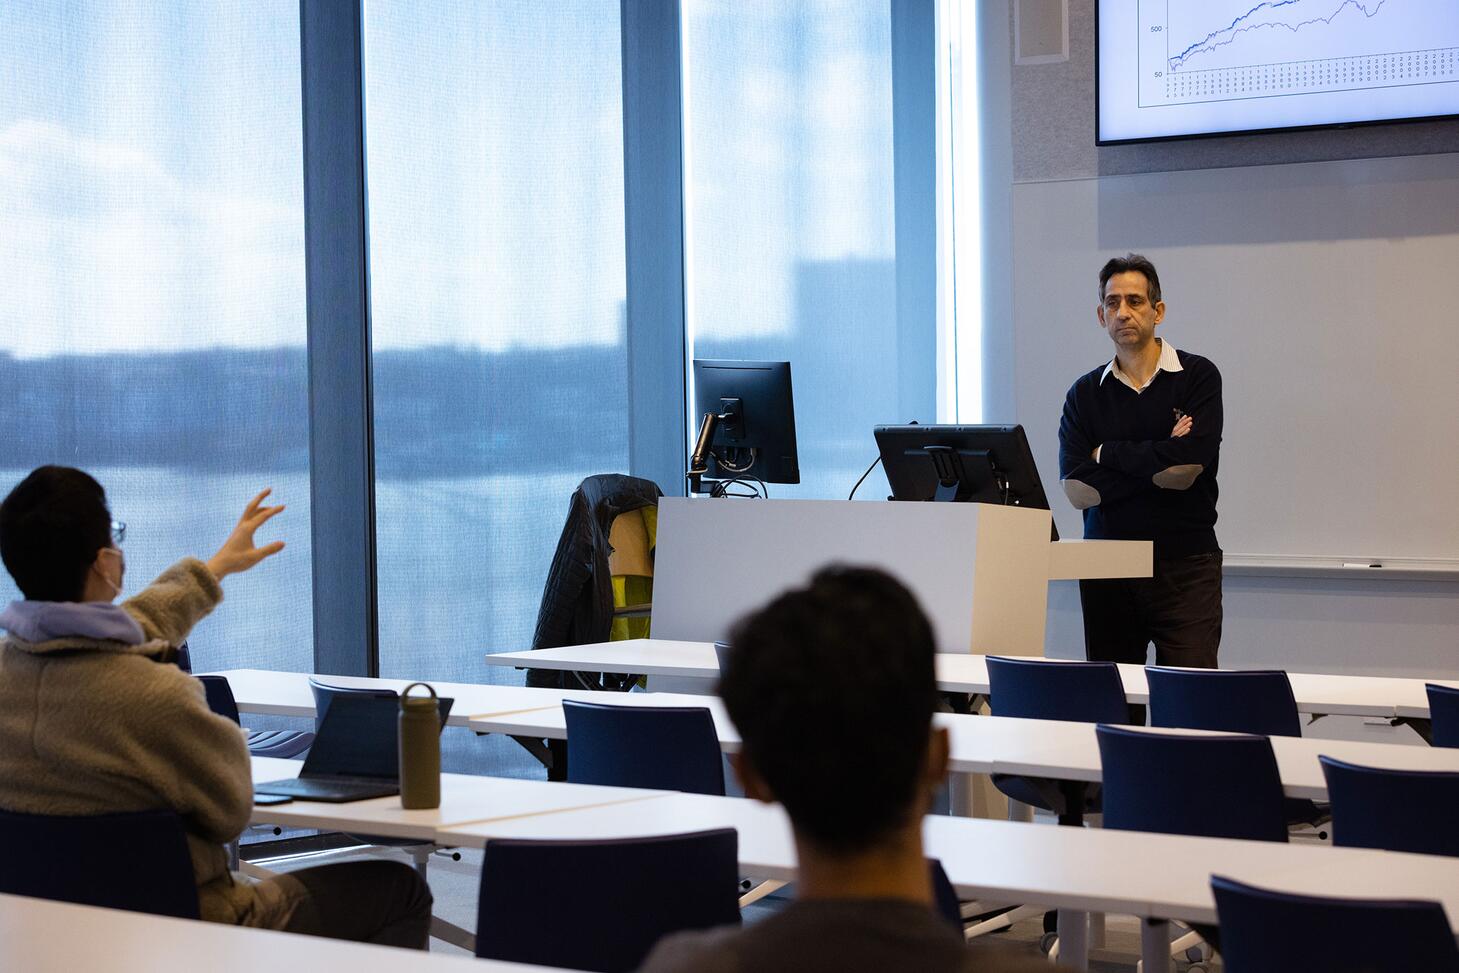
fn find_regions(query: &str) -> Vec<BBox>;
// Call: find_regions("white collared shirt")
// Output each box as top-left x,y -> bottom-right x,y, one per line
1100,337 -> 1183,393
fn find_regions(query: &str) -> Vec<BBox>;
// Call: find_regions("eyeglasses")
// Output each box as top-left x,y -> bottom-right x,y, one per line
110,520 -> 126,545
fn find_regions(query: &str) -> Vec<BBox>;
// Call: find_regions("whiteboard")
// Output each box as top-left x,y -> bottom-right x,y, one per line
1010,152 -> 1459,566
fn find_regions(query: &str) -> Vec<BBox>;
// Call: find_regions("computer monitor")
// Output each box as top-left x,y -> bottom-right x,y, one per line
874,424 -> 1058,541
689,360 -> 799,492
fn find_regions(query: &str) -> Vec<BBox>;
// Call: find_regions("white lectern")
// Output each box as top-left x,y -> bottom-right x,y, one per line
652,497 -> 1150,657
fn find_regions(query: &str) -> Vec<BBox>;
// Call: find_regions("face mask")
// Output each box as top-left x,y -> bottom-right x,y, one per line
94,547 -> 125,598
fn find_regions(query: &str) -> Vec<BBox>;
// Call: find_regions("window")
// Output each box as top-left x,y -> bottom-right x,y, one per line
0,2 -> 312,672
682,0 -> 904,500
364,1 -> 629,771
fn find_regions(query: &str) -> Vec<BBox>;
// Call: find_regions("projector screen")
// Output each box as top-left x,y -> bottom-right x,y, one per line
1097,0 -> 1459,144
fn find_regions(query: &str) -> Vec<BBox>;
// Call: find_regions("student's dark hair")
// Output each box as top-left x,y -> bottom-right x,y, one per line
0,466 -> 112,601
719,565 -> 939,852
1099,253 -> 1162,306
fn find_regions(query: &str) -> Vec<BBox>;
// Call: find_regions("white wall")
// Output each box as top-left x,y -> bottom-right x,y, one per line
980,0 -> 1459,683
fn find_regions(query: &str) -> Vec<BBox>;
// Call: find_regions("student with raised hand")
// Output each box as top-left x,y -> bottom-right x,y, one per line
639,565 -> 1061,973
0,466 -> 431,947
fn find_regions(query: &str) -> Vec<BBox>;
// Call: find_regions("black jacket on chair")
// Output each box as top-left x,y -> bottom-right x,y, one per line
526,473 -> 663,690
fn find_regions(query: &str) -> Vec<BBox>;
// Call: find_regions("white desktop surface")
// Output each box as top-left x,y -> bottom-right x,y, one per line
248,757 -> 666,838
437,791 -> 1459,936
989,723 -> 1459,800
481,640 -> 1447,719
476,690 -> 742,749
440,791 -> 797,879
483,640 -> 719,680
1392,678 -> 1459,720
0,892 -> 563,973
210,668 -> 578,723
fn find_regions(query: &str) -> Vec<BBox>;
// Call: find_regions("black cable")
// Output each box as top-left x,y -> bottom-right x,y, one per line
848,454 -> 882,500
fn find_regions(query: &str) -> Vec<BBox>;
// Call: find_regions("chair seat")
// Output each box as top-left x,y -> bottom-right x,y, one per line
991,774 -> 1101,822
1285,797 -> 1329,828
245,729 -> 314,759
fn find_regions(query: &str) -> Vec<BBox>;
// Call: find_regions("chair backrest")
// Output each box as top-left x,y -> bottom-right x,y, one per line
196,674 -> 241,724
929,858 -> 961,931
712,640 -> 735,675
1428,683 -> 1459,749
1147,666 -> 1301,737
1211,873 -> 1459,973
309,678 -> 398,733
476,829 -> 741,972
563,700 -> 725,796
1097,725 -> 1289,842
1321,756 -> 1459,857
986,656 -> 1130,725
0,807 -> 199,919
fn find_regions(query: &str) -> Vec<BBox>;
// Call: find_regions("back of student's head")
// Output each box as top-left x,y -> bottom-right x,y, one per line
719,565 -> 938,853
0,466 -> 112,602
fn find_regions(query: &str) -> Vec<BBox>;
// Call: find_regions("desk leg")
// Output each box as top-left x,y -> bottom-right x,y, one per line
1057,909 -> 1088,971
948,771 -> 1001,819
1141,918 -> 1169,973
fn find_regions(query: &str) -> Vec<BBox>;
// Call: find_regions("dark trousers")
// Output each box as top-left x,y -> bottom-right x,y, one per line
273,860 -> 433,949
1079,550 -> 1223,669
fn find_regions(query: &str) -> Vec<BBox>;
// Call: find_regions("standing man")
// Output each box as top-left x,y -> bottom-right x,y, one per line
1059,254 -> 1223,669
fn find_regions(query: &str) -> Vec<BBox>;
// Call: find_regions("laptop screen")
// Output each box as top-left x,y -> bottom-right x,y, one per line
301,693 -> 455,781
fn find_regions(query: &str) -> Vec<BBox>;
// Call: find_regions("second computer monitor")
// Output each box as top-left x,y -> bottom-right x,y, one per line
874,424 -> 1057,540
692,359 -> 800,485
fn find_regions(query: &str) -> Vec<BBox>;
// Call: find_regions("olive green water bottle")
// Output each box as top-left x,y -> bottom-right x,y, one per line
399,682 -> 441,809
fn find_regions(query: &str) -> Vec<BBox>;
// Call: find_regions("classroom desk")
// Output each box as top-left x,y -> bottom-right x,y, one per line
467,705 -> 1459,803
482,639 -> 1449,720
0,892 -> 564,973
975,720 -> 1459,801
209,668 -> 579,725
436,790 -> 1459,972
248,757 -> 667,838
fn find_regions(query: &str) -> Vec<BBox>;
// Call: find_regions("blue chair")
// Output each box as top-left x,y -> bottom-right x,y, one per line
0,807 -> 198,918
1428,683 -> 1459,749
563,699 -> 725,795
929,858 -> 962,932
1211,874 -> 1459,972
1146,666 -> 1300,737
1097,724 -> 1289,842
1100,725 -> 1289,966
476,829 -> 741,972
986,657 -> 1130,826
197,674 -> 314,759
1320,756 -> 1459,857
988,656 -> 1131,725
1146,666 -> 1328,832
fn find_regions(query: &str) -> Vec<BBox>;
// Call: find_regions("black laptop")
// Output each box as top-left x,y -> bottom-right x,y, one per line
254,692 -> 454,803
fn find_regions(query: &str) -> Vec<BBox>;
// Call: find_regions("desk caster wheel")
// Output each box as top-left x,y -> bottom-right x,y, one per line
1039,931 -> 1058,955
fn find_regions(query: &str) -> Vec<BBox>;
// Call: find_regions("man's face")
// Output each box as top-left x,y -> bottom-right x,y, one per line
1097,270 -> 1164,351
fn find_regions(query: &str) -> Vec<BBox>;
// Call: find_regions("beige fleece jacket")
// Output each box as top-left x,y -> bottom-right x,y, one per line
0,558 -> 292,926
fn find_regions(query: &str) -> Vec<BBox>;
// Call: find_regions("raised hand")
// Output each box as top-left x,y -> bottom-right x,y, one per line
206,489 -> 286,581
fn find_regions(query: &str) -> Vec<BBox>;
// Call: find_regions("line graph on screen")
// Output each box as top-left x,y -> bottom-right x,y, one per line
1136,0 -> 1459,107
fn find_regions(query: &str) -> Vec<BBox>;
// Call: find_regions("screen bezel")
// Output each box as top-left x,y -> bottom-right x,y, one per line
1094,0 -> 1459,146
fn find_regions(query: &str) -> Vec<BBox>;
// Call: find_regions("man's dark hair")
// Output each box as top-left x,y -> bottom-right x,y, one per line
719,565 -> 939,852
1099,253 -> 1162,306
0,466 -> 112,601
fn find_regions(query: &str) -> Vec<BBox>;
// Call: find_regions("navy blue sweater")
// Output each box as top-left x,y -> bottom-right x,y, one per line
1058,350 -> 1222,559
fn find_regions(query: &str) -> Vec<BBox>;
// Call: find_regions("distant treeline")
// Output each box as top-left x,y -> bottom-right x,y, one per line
0,346 -> 629,478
